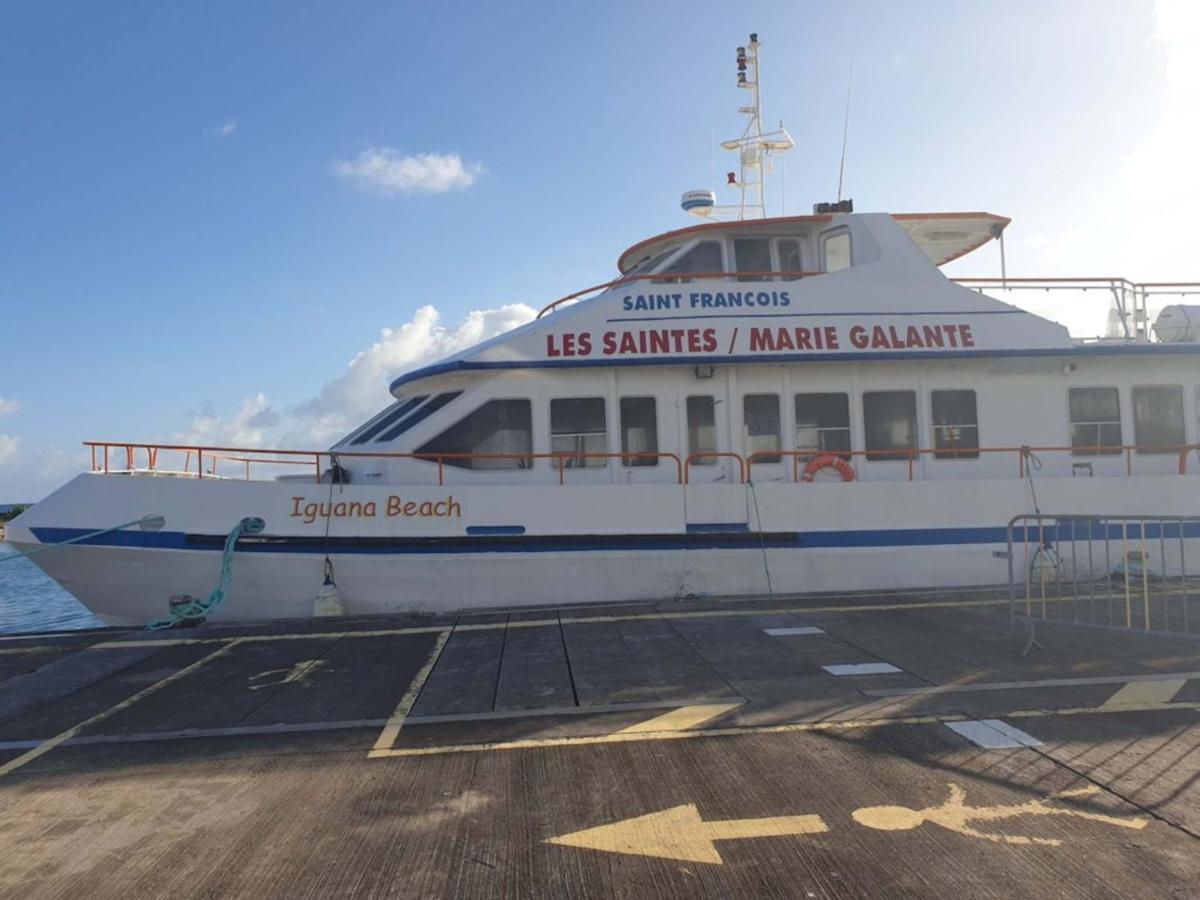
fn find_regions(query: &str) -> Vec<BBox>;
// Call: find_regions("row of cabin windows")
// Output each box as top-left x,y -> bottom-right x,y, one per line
392,384 -> 1192,471
1069,385 -> 1187,455
636,229 -> 851,283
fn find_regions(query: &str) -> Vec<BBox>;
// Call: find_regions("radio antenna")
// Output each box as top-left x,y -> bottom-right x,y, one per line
836,55 -> 854,203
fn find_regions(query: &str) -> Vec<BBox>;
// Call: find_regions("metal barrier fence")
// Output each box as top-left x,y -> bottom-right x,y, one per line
1005,514 -> 1200,644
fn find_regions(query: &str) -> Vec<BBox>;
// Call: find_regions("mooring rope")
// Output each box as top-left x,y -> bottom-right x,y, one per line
147,516 -> 265,630
0,515 -> 166,565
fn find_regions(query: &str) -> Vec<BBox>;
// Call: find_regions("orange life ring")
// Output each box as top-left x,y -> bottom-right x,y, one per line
801,454 -> 856,483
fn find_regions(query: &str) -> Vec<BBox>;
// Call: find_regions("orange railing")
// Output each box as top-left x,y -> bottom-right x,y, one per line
85,440 -> 1199,487
85,441 -> 682,486
536,270 -> 820,318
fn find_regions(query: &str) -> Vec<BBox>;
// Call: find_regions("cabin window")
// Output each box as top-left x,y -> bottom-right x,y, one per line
863,391 -> 917,460
931,390 -> 980,459
733,238 -> 772,282
795,393 -> 851,458
625,248 -> 679,278
377,391 -> 461,442
777,239 -> 803,280
687,395 -> 717,465
1069,388 -> 1122,456
416,399 -> 532,470
1133,385 -> 1185,453
822,230 -> 851,272
551,398 -> 607,468
656,241 -> 723,284
620,397 -> 658,466
349,396 -> 429,445
743,394 -> 782,463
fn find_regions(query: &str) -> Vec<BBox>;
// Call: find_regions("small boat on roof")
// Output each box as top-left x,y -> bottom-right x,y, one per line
8,34 -> 1200,624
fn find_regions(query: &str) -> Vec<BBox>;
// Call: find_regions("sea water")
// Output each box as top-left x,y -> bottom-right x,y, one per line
0,542 -> 102,633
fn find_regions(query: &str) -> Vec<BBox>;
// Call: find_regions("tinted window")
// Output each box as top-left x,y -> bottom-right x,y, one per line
551,397 -> 607,468
733,238 -> 772,282
1133,386 -> 1185,453
743,394 -> 781,463
795,393 -> 850,458
378,391 -> 461,442
931,390 -> 980,459
1070,388 -> 1122,456
657,241 -> 723,284
620,397 -> 658,467
778,239 -> 803,280
416,399 -> 531,469
687,395 -> 717,465
863,391 -> 917,459
352,396 -> 429,445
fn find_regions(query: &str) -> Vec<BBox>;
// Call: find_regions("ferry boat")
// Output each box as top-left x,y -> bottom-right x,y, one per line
8,35 -> 1200,625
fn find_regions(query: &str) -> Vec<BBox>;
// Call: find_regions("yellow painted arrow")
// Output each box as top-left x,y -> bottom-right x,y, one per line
545,803 -> 829,864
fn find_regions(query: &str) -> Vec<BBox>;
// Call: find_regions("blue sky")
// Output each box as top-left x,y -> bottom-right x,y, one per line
1,0 -> 1195,500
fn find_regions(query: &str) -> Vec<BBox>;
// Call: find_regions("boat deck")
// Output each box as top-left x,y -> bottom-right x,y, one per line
2,591 -> 1199,898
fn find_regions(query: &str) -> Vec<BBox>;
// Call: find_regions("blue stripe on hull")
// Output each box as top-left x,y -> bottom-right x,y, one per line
30,522 -> 1200,556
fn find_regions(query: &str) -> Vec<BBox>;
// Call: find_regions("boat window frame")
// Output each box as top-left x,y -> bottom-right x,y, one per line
862,390 -> 919,461
794,391 -> 851,460
619,396 -> 659,467
1068,386 -> 1123,457
743,392 -> 783,463
686,394 -> 719,465
653,239 -> 728,284
930,389 -> 981,460
1131,384 -> 1186,454
376,391 -> 461,443
775,237 -> 804,280
550,396 -> 609,469
415,397 -> 534,471
820,227 -> 852,273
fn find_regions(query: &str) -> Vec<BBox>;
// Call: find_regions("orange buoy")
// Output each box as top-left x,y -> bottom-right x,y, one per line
801,453 -> 856,483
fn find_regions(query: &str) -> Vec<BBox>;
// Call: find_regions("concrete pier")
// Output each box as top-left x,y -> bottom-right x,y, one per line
1,591 -> 1198,897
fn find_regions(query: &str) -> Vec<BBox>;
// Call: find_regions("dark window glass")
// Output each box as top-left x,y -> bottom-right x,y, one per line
551,398 -> 607,468
620,397 -> 658,466
863,391 -> 917,459
687,395 -> 717,465
778,239 -> 803,280
1133,386 -> 1185,453
377,391 -> 461,442
352,396 -> 429,445
1069,388 -> 1122,456
733,238 -> 772,282
743,394 -> 781,463
931,390 -> 980,459
795,393 -> 850,458
415,399 -> 531,469
656,241 -> 723,284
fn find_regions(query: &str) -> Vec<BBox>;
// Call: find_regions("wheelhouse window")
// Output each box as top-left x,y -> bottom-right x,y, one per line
620,397 -> 658,467
624,248 -> 678,278
795,393 -> 850,458
377,391 -> 461,442
1133,385 -> 1185,453
1069,388 -> 1122,456
732,238 -> 772,282
656,241 -> 723,284
863,391 -> 917,460
349,396 -> 429,445
931,390 -> 980,459
822,230 -> 851,272
687,395 -> 717,465
416,399 -> 532,470
551,398 -> 607,468
743,394 -> 782,463
777,239 -> 803,280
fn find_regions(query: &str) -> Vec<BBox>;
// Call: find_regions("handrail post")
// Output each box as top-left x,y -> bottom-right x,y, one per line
438,456 -> 445,486
197,448 -> 203,480
1126,446 -> 1133,477
907,449 -> 914,481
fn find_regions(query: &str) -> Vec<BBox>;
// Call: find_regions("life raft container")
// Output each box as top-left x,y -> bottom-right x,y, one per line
800,454 -> 856,483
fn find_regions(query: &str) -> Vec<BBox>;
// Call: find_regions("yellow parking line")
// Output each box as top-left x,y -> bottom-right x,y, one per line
0,640 -> 241,778
368,628 -> 453,757
1101,679 -> 1187,708
617,702 -> 742,734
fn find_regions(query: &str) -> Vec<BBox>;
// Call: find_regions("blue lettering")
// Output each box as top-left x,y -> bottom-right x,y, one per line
623,295 -> 633,311
779,291 -> 791,307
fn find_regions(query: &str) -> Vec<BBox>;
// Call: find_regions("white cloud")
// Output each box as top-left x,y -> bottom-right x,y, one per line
0,398 -> 17,417
0,435 -> 17,465
293,303 -> 535,443
219,120 -> 237,136
175,393 -> 280,448
332,149 -> 484,196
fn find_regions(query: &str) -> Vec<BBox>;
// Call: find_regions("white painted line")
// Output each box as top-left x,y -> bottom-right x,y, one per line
823,663 -> 903,676
764,626 -> 825,636
864,670 -> 1200,698
946,719 -> 1042,749
617,702 -> 742,734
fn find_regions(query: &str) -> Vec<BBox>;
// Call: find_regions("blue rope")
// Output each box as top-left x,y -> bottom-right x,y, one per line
148,516 -> 265,630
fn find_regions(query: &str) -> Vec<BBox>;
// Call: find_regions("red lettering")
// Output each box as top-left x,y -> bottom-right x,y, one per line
702,328 -> 717,352
824,326 -> 839,349
687,329 -> 702,352
562,333 -> 577,355
602,332 -> 617,355
849,325 -> 868,349
922,325 -> 944,348
619,332 -> 638,354
750,327 -> 776,352
944,324 -> 960,348
578,332 -> 592,355
905,325 -> 923,348
546,335 -> 561,357
960,324 -> 975,347
649,330 -> 669,354
888,325 -> 904,347
670,329 -> 686,352
871,325 -> 890,349
794,327 -> 812,350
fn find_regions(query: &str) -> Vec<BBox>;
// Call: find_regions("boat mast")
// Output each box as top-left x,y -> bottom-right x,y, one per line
681,33 -> 794,222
